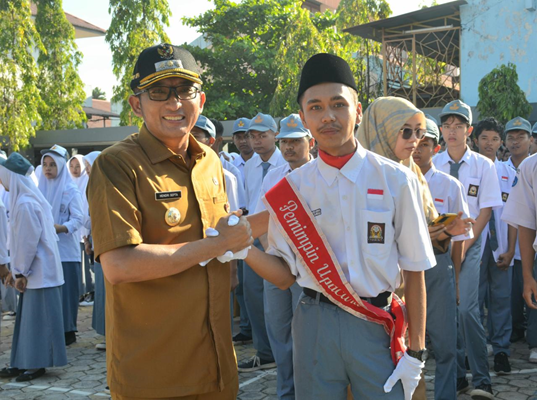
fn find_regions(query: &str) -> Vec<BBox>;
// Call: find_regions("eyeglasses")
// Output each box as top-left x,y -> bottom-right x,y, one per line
136,85 -> 200,101
400,128 -> 426,140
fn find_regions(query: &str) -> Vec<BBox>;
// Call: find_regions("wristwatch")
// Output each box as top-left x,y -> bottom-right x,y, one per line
406,348 -> 428,362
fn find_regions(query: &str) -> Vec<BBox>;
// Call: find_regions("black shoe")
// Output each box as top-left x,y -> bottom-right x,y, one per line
470,383 -> 493,399
232,332 -> 253,345
237,355 -> 276,372
457,377 -> 469,394
494,352 -> 511,374
0,367 -> 25,378
510,329 -> 525,343
65,331 -> 77,346
16,368 -> 46,382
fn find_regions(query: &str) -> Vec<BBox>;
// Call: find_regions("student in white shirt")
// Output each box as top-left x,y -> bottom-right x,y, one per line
474,117 -> 516,374
434,100 -> 502,399
504,117 -> 535,344
232,117 -> 254,179
38,145 -> 84,346
255,114 -> 315,399
0,152 -> 67,382
502,153 -> 537,363
239,113 -> 285,372
0,194 -> 9,285
245,54 -> 435,400
530,123 -> 537,155
413,117 -> 473,400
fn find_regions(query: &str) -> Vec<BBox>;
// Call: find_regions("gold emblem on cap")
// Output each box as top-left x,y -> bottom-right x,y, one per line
449,102 -> 460,110
157,44 -> 174,60
287,118 -> 298,128
238,120 -> 245,127
165,207 -> 181,226
514,119 -> 522,126
254,115 -> 263,123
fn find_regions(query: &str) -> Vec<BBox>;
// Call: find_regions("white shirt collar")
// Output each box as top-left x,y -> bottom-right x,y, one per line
317,141 -> 367,186
254,147 -> 281,167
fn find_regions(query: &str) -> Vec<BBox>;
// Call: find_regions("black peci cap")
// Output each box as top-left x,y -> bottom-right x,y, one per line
297,53 -> 357,103
130,43 -> 202,91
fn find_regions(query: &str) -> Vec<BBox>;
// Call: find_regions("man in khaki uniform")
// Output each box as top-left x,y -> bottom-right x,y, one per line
87,43 -> 253,400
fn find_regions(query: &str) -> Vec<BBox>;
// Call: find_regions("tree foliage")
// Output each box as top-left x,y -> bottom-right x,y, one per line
0,0 -> 44,150
106,0 -> 171,126
183,0 -> 391,120
92,87 -> 106,100
34,0 -> 87,130
476,63 -> 532,125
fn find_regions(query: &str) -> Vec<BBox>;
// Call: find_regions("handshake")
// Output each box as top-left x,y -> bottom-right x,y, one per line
200,212 -> 254,267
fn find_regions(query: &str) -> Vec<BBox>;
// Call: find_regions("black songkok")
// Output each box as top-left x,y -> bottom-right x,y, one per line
297,53 -> 358,104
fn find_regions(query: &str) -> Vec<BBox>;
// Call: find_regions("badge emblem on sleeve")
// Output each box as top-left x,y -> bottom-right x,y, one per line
165,207 -> 181,226
367,222 -> 385,244
502,192 -> 509,202
468,184 -> 479,197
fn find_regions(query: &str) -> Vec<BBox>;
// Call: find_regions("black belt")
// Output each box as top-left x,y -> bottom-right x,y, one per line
303,287 -> 392,308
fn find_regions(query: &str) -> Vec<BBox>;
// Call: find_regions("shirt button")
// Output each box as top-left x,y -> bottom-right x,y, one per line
346,226 -> 351,231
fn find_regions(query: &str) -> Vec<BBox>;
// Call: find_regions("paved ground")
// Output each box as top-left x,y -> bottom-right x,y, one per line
0,306 -> 536,399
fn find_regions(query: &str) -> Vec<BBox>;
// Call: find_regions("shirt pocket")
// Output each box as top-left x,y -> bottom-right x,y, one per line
466,177 -> 480,208
359,209 -> 394,266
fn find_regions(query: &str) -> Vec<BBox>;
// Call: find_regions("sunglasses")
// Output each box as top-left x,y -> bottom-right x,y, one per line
400,128 -> 426,140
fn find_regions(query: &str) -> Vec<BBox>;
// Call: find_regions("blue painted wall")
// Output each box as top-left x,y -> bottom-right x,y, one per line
460,0 -> 537,106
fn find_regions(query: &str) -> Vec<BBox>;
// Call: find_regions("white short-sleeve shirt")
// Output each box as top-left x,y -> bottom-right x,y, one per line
504,157 -> 525,260
433,147 -> 503,219
0,198 -> 8,265
222,158 -> 246,209
265,144 -> 436,298
424,164 -> 473,242
502,154 -> 537,251
478,159 -> 516,262
243,148 -> 286,213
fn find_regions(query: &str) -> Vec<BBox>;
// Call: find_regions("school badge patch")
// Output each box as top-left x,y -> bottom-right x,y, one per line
468,184 -> 479,197
502,192 -> 509,202
512,176 -> 518,187
368,222 -> 385,244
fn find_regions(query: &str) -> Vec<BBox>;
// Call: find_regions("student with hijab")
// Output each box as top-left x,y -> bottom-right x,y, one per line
0,152 -> 67,381
357,97 -> 474,400
38,145 -> 84,346
82,151 -> 106,348
68,154 -> 93,303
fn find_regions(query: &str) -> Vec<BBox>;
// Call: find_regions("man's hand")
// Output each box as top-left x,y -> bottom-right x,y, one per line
14,276 -> 28,293
496,251 -> 514,271
214,211 -> 253,254
428,224 -> 445,241
55,224 -> 68,234
384,353 -> 424,400
523,277 -> 537,310
444,212 -> 476,237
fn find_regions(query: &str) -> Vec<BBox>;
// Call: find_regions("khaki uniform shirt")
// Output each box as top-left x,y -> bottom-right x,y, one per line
87,125 -> 236,398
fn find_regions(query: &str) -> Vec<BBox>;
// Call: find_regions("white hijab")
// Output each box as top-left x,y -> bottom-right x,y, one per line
38,152 -> 79,224
83,151 -> 101,168
67,154 -> 89,194
0,163 -> 56,247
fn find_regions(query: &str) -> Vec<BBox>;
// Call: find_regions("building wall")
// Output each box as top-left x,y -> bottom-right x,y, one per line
460,0 -> 537,106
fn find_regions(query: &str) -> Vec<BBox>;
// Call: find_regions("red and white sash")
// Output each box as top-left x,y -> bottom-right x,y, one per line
263,176 -> 407,365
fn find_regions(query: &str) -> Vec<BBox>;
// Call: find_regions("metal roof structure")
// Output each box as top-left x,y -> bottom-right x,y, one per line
344,1 -> 467,107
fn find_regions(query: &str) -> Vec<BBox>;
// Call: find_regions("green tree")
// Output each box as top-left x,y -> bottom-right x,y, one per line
184,0 -> 391,120
106,0 -> 171,126
0,0 -> 44,150
92,87 -> 106,100
34,0 -> 87,130
476,63 -> 532,125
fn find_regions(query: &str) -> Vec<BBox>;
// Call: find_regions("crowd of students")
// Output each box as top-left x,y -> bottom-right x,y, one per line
0,147 -> 104,381
1,67 -> 537,400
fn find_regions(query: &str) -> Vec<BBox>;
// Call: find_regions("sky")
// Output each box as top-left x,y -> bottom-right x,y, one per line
63,0 -> 453,101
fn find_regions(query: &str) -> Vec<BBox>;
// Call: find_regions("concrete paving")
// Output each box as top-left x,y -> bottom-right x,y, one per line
0,306 -> 536,399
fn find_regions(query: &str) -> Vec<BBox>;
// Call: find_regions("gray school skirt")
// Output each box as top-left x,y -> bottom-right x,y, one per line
61,261 -> 81,332
11,286 -> 68,369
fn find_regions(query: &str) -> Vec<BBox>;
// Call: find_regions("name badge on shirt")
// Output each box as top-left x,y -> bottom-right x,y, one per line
367,189 -> 384,200
367,222 -> 385,244
155,191 -> 182,201
502,192 -> 509,202
468,184 -> 479,197
312,208 -> 322,217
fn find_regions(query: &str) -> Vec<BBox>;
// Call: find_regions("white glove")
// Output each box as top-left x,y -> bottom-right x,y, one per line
383,352 -> 424,400
199,215 -> 250,266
